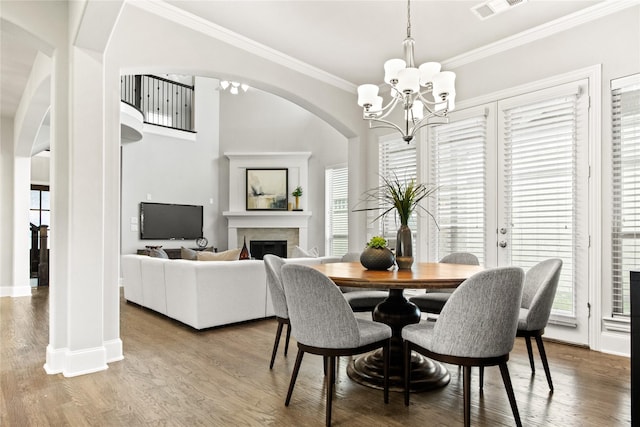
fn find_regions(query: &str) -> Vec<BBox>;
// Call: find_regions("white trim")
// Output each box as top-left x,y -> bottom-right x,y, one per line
44,345 -> 108,377
602,317 -> 631,334
611,72 -> 640,90
444,1 -> 640,69
104,338 -> 124,363
0,286 -> 32,297
127,0 -> 356,93
142,123 -> 196,141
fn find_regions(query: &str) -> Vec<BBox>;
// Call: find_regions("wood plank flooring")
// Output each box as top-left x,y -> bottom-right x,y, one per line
1,287 -> 631,426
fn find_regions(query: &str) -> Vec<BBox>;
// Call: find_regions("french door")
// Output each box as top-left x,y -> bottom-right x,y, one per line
427,79 -> 591,345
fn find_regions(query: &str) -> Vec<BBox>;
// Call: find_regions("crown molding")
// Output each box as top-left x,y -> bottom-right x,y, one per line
127,0 -> 357,93
443,0 -> 640,69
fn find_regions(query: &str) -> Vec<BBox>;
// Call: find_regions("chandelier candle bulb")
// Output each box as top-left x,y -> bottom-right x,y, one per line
384,59 -> 406,84
419,62 -> 441,86
397,68 -> 420,94
357,84 -> 380,107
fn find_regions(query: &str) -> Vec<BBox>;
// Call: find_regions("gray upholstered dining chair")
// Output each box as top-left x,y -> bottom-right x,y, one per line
264,254 -> 290,369
480,258 -> 563,392
409,252 -> 480,315
280,264 -> 392,427
339,251 -> 389,313
402,267 -> 525,427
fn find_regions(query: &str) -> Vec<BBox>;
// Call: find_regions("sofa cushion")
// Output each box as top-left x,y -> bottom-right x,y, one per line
148,247 -> 169,258
197,248 -> 241,261
181,246 -> 198,260
291,246 -> 319,258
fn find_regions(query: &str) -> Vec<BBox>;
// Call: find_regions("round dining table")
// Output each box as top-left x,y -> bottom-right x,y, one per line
311,261 -> 485,392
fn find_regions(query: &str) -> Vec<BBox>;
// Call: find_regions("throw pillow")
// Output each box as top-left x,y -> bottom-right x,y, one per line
291,246 -> 319,258
197,248 -> 241,261
148,247 -> 169,259
181,246 -> 198,260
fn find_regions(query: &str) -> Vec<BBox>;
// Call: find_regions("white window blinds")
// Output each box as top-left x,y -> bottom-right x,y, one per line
379,138 -> 417,248
612,73 -> 640,317
325,166 -> 349,257
501,87 -> 584,317
429,112 -> 488,264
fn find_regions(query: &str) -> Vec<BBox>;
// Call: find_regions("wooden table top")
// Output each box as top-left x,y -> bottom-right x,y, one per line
312,262 -> 485,290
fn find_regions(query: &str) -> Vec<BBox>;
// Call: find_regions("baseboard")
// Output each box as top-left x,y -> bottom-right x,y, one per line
0,285 -> 32,297
104,338 -> 124,363
44,344 -> 109,377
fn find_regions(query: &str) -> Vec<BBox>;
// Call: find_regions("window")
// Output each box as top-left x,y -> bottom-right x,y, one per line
325,166 -> 348,257
612,73 -> 640,317
428,109 -> 488,264
379,137 -> 418,251
30,185 -> 50,227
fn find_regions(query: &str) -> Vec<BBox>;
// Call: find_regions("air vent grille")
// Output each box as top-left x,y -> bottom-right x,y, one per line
471,0 -> 527,20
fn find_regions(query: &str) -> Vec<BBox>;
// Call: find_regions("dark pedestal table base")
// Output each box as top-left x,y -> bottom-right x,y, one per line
346,288 -> 451,392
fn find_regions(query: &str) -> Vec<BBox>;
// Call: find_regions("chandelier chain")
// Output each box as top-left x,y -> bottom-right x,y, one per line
406,0 -> 412,38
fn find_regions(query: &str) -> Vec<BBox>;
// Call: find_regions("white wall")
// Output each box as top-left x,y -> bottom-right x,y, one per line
219,88 -> 348,253
120,76 -> 220,254
30,152 -> 50,185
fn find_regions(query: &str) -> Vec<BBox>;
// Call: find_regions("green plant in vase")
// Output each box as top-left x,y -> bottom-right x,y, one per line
354,173 -> 438,269
292,186 -> 303,210
360,236 -> 395,270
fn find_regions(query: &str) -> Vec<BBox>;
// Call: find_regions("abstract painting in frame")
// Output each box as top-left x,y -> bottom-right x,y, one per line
246,168 -> 288,210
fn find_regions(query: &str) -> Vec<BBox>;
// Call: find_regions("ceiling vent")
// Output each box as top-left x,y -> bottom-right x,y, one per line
472,0 -> 527,20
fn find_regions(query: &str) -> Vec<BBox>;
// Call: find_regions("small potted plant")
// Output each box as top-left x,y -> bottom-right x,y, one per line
360,236 -> 395,270
292,186 -> 303,210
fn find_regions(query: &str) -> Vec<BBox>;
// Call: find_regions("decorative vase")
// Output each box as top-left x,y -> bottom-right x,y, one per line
294,196 -> 300,210
360,247 -> 395,270
239,236 -> 250,260
395,224 -> 413,270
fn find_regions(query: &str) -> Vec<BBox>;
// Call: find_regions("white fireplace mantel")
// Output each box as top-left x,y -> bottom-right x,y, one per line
224,152 -> 313,251
223,210 -> 312,250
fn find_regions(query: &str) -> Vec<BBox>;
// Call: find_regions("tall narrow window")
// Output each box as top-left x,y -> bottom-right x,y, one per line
30,185 -> 50,228
379,137 -> 417,249
325,166 -> 348,257
612,73 -> 640,317
429,110 -> 488,264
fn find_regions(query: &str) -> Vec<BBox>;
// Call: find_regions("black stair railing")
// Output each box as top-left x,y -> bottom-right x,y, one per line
120,74 -> 195,132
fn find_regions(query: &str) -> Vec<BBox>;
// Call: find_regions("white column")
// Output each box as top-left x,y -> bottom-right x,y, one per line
45,43 -> 117,377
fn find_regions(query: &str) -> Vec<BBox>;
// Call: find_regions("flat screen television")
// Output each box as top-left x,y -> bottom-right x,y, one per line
140,202 -> 203,240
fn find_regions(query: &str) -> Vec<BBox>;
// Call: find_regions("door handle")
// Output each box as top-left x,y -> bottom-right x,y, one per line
498,241 -> 507,248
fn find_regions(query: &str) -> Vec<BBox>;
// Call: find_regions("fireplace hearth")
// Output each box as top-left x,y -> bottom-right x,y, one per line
250,240 -> 287,260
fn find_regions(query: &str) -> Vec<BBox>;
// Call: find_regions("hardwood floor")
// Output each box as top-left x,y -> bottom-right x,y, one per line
1,287 -> 631,426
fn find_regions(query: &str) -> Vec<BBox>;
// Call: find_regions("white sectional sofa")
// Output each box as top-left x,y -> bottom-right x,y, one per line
120,254 -> 340,330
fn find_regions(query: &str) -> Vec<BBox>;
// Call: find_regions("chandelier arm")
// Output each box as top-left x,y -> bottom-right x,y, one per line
407,116 -> 450,140
369,96 -> 402,121
367,118 -> 410,139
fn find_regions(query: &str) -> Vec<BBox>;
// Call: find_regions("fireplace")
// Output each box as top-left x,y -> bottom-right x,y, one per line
250,240 -> 287,260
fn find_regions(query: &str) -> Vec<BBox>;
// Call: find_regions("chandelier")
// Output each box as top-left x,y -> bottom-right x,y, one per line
220,80 -> 250,95
357,0 -> 456,143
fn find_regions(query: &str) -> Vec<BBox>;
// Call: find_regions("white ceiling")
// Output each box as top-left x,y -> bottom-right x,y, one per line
1,0 -> 608,120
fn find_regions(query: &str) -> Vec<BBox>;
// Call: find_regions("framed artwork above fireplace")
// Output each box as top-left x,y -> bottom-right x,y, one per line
246,168 -> 288,211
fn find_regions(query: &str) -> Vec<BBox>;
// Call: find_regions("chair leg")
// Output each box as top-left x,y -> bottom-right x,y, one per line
524,336 -> 535,373
479,366 -> 484,392
383,340 -> 389,404
535,335 -> 554,391
463,365 -> 471,427
326,356 -> 336,427
498,362 -> 522,427
404,341 -> 411,406
270,321 -> 284,369
285,348 -> 304,406
284,323 -> 292,357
